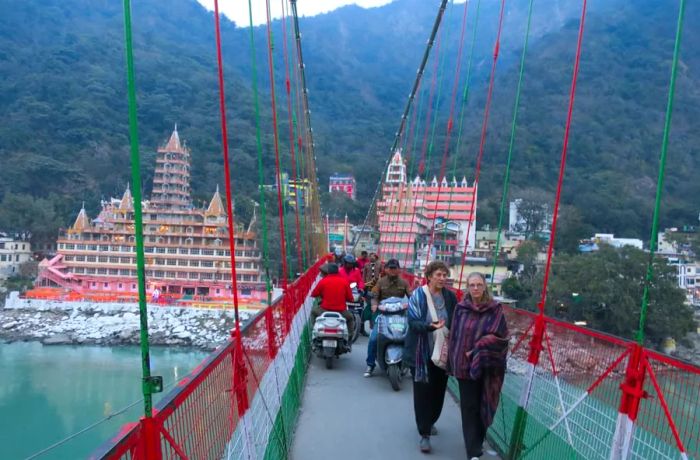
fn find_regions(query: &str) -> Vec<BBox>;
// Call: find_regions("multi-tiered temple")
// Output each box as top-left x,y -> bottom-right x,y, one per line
37,127 -> 263,298
376,150 -> 477,270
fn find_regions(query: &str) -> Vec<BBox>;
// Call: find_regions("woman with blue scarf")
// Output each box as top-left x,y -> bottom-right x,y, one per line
404,260 -> 458,454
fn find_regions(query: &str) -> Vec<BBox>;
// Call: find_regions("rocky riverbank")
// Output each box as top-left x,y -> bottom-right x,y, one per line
1,292 -> 256,349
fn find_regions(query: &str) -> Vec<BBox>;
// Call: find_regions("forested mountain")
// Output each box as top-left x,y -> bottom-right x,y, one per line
0,0 -> 697,244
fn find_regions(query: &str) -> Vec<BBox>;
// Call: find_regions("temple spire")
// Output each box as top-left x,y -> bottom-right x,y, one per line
205,185 -> 226,217
71,204 -> 90,232
119,184 -> 133,211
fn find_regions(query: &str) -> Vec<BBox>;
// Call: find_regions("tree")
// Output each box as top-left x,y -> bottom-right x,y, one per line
555,205 -> 594,254
547,245 -> 694,346
501,277 -> 531,303
511,189 -> 551,239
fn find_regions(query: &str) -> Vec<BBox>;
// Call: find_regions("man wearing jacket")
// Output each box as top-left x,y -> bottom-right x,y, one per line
310,263 -> 355,338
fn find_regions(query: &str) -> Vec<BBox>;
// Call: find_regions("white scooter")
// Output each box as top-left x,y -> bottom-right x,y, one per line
312,311 -> 350,369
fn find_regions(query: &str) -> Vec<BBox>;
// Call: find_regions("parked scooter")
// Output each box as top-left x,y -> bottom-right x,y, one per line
311,311 -> 350,369
347,282 -> 364,343
375,296 -> 409,391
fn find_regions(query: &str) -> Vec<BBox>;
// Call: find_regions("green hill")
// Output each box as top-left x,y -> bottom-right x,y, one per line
0,0 -> 697,245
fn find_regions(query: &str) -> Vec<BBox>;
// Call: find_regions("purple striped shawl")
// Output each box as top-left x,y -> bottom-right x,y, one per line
448,298 -> 508,428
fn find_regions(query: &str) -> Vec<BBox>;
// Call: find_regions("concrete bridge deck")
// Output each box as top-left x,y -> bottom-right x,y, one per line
291,335 -> 501,460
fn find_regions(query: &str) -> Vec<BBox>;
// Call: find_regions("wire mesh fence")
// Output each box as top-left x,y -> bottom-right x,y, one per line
92,257 -> 325,460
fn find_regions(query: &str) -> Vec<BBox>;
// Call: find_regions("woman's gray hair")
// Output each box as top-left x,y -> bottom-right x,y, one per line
466,271 -> 493,303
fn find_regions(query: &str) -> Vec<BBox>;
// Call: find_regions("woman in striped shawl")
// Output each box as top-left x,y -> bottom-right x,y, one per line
404,261 -> 458,454
448,272 -> 508,459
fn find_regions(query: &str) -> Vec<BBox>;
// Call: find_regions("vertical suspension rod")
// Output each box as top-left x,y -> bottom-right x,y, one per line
352,0 -> 449,255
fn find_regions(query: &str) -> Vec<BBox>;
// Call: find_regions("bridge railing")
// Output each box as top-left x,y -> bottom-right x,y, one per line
90,257 -> 327,460
485,306 -> 700,460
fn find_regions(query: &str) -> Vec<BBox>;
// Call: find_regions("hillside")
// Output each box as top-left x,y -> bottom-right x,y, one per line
0,0 -> 697,244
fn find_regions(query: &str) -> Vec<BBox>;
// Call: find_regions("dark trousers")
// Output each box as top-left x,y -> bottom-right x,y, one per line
411,362 -> 449,437
458,377 -> 486,458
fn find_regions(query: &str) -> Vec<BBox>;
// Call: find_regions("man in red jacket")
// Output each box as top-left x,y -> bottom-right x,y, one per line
339,254 -> 365,290
310,263 -> 355,338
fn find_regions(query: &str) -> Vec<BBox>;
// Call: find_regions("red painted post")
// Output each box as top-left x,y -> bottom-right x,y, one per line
139,415 -> 163,459
610,344 -> 648,459
265,307 -> 278,359
230,328 -> 249,415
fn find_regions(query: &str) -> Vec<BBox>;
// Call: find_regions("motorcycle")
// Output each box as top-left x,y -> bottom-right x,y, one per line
347,282 -> 365,343
375,296 -> 409,391
311,311 -> 350,369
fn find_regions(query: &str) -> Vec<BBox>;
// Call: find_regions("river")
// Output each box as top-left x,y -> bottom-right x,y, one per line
0,342 -> 210,460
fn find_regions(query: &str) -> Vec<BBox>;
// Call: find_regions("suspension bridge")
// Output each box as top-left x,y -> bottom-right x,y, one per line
20,0 -> 699,458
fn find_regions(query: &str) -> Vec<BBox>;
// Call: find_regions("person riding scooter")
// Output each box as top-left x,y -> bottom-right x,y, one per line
339,254 -> 364,291
364,258 -> 412,377
310,262 -> 355,344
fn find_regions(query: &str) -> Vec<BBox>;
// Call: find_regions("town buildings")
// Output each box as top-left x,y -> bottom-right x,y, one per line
329,173 -> 356,200
376,150 -> 477,270
0,235 -> 32,279
36,127 -> 263,298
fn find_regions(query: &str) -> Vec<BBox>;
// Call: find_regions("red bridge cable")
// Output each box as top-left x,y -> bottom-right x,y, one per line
212,0 -> 241,327
265,0 -> 290,292
280,0 -> 304,275
537,0 -> 588,313
457,0 -> 508,290
424,0 -> 471,269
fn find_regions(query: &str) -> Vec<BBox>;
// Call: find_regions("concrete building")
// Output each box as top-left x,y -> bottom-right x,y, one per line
0,236 -> 32,279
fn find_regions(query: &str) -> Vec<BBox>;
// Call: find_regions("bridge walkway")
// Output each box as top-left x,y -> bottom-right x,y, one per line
291,335 -> 501,460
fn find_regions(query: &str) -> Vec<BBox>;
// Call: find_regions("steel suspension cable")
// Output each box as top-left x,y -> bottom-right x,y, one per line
281,0 -> 304,274
288,31 -> 310,268
442,0 -> 482,251
264,0 -> 291,292
424,0 -> 472,269
246,0 -> 274,305
212,0 -> 242,327
400,4 -> 451,270
537,0 -> 588,312
351,0 -> 449,256
121,0 -> 156,419
457,0 -> 508,290
636,0 -> 686,344
490,0 -> 535,287
290,0 -> 324,258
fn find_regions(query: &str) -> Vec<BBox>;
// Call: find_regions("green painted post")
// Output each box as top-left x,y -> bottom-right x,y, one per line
121,0 -> 161,422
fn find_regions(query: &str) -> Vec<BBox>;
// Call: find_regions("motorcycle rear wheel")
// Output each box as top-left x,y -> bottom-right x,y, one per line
325,356 -> 334,369
388,364 -> 401,391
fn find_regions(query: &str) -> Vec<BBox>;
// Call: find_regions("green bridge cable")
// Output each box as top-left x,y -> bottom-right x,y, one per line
247,0 -> 273,305
442,0 -> 481,247
490,0 -> 535,287
637,0 -> 686,345
121,0 -> 157,418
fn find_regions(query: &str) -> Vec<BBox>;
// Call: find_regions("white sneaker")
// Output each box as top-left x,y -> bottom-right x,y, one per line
363,366 -> 374,377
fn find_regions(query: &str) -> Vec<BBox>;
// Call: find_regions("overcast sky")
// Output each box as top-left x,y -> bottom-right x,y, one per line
196,0 -> 395,26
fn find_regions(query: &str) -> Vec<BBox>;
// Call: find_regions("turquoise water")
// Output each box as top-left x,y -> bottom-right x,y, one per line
0,342 -> 209,460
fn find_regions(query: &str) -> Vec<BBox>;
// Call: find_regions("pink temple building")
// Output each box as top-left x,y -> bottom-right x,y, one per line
376,150 -> 477,270
37,127 -> 263,298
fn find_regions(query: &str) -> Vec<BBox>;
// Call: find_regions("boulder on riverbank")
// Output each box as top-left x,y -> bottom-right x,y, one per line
1,295 -> 255,350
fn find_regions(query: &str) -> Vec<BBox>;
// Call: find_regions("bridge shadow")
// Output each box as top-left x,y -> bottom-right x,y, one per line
291,336 -> 500,459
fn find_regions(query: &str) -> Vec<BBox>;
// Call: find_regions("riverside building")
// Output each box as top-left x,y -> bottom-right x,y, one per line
37,127 -> 263,299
